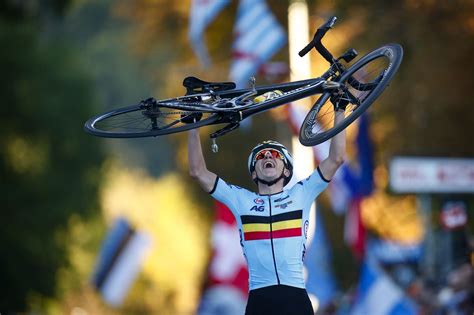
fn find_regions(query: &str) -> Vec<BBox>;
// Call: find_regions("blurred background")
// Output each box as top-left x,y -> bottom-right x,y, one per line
1,0 -> 474,314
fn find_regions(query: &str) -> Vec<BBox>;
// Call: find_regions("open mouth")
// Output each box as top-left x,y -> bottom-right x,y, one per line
264,161 -> 275,169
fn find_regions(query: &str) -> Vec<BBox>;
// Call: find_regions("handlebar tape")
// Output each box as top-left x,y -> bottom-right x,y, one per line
298,16 -> 337,60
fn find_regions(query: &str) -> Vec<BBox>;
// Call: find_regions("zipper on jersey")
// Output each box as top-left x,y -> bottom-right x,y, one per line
268,196 -> 280,285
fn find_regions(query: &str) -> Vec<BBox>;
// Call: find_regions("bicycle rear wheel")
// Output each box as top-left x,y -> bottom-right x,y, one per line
299,43 -> 403,146
84,98 -> 220,138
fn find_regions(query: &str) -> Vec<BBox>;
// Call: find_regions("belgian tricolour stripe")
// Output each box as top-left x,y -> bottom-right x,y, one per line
241,210 -> 302,241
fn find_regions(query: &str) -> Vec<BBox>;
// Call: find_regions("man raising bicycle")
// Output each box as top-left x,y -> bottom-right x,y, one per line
188,109 -> 346,315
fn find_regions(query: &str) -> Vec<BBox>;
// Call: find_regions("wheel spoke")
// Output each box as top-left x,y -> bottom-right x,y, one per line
92,107 -> 214,134
300,44 -> 402,146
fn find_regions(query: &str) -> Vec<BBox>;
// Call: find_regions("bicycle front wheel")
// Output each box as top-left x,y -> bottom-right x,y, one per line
84,100 -> 220,138
299,43 -> 403,146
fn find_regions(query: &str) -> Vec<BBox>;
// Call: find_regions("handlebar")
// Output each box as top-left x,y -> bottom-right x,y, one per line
298,16 -> 337,64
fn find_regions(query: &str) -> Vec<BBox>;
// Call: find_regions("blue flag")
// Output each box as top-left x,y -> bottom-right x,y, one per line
305,208 -> 338,308
350,258 -> 419,315
91,217 -> 152,307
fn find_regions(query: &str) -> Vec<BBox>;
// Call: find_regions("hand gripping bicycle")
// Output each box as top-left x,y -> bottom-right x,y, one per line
84,16 -> 403,151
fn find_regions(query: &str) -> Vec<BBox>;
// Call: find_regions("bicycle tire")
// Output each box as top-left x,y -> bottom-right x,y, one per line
84,101 -> 221,138
299,43 -> 403,146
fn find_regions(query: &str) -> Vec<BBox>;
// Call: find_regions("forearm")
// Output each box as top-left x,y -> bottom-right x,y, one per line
187,129 -> 217,192
319,110 -> 346,180
188,129 -> 206,177
328,110 -> 346,165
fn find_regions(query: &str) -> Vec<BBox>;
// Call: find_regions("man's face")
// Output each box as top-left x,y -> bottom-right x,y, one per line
252,149 -> 289,182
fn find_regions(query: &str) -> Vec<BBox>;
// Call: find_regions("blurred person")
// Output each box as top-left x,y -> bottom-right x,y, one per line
435,230 -> 474,315
412,212 -> 474,315
187,109 -> 346,315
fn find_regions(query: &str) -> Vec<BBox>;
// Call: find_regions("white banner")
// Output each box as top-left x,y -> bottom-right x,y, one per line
389,157 -> 474,193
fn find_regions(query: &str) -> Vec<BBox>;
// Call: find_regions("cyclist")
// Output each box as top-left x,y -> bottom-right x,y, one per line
188,110 -> 346,315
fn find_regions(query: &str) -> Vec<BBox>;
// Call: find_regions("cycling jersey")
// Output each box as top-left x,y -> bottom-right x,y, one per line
210,167 -> 329,291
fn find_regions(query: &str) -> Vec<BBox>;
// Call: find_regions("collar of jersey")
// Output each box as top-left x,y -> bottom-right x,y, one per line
258,190 -> 284,196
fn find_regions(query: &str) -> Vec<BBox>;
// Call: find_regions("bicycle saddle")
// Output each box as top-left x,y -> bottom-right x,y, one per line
183,76 -> 236,95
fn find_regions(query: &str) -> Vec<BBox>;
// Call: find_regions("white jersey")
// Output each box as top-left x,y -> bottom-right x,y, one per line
210,167 -> 329,291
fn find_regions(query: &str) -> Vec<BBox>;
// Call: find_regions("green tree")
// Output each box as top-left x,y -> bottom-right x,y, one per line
0,11 -> 106,312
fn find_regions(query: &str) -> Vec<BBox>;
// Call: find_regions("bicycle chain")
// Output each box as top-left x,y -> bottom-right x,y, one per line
155,111 -> 198,115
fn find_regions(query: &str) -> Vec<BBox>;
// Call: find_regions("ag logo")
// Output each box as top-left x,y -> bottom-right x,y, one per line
254,198 -> 264,205
250,205 -> 264,212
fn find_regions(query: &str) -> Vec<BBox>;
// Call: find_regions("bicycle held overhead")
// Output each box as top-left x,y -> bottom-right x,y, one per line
83,15 -> 404,315
84,16 -> 403,151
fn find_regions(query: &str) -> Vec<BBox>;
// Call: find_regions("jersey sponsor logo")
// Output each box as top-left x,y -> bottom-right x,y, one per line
250,205 -> 265,212
240,210 -> 303,241
253,198 -> 264,205
274,195 -> 289,203
275,200 -> 293,209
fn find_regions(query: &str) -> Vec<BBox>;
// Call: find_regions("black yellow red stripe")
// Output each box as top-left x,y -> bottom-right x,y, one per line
241,210 -> 302,241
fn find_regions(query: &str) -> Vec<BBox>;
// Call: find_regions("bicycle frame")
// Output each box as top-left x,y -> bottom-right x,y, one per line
216,78 -> 325,119
202,64 -> 339,141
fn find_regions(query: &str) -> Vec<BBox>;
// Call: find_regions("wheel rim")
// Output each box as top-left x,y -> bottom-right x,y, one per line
86,105 -> 218,137
302,51 -> 394,143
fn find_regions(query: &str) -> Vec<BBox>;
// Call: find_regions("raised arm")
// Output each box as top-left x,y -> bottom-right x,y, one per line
188,129 -> 217,192
319,110 -> 346,180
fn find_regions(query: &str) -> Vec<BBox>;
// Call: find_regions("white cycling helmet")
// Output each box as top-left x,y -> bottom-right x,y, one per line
247,140 -> 293,185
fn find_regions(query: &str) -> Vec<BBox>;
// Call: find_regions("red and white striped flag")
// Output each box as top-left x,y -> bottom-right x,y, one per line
229,0 -> 286,88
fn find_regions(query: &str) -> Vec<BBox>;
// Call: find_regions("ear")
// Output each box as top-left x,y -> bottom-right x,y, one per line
284,168 -> 291,177
251,170 -> 257,181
